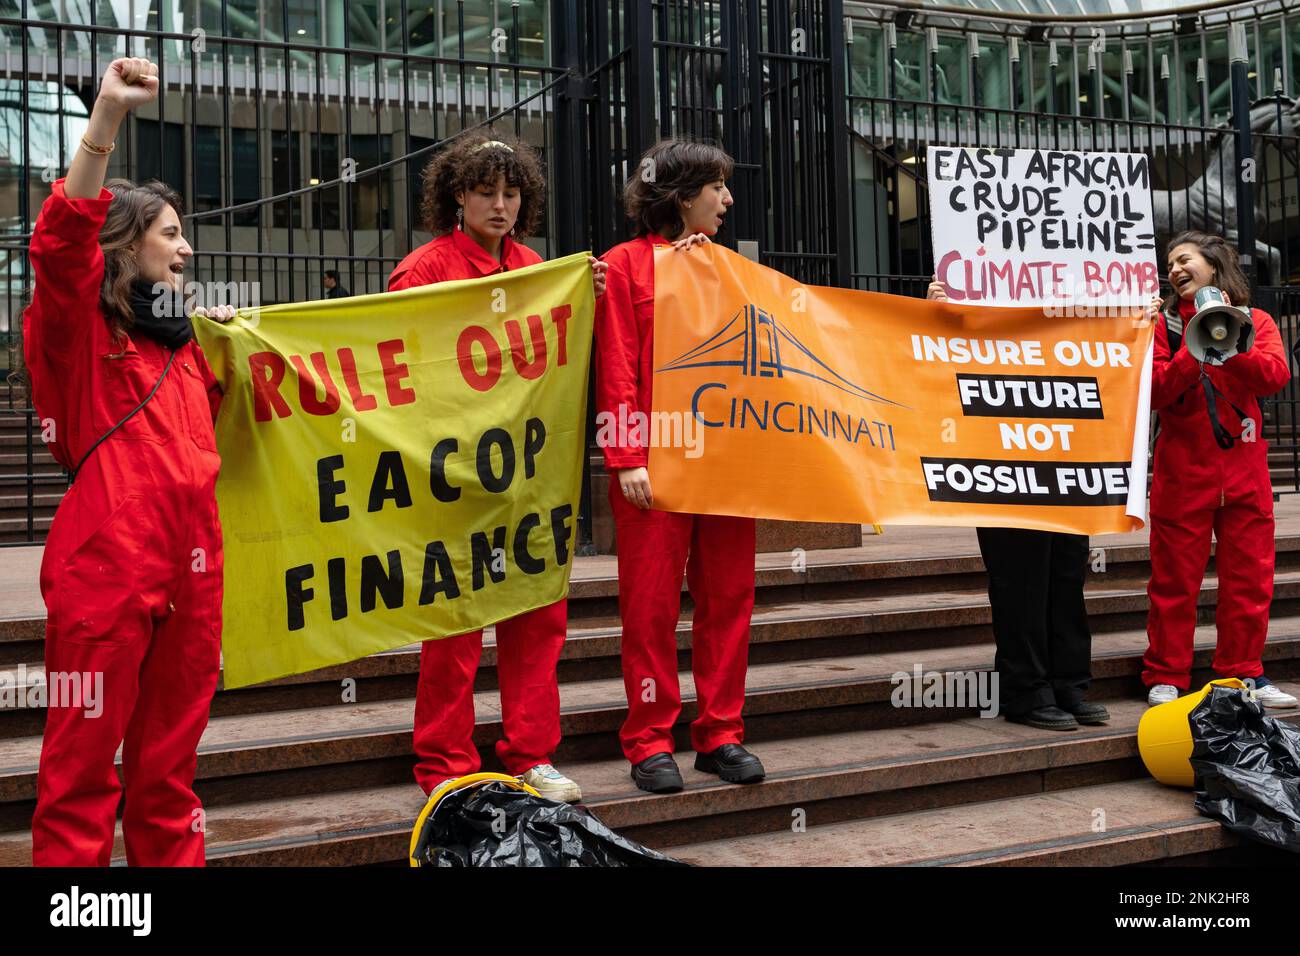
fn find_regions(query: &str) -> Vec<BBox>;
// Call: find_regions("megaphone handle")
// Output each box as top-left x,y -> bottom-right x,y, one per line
1199,374 -> 1250,451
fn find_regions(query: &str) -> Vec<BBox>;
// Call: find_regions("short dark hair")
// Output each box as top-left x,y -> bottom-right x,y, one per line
418,130 -> 545,237
324,269 -> 339,281
624,139 -> 735,239
1163,230 -> 1251,312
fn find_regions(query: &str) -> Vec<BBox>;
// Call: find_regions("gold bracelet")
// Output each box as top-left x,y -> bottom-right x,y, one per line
80,134 -> 115,156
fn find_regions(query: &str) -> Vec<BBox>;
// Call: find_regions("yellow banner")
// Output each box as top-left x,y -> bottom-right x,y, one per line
648,245 -> 1153,534
196,253 -> 593,688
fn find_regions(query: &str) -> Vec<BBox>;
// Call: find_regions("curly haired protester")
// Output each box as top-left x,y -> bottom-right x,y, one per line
1142,231 -> 1296,708
388,131 -> 606,804
596,139 -> 765,793
25,58 -> 235,866
927,278 -> 1109,732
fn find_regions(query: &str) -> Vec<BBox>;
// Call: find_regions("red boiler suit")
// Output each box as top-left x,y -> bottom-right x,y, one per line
389,228 -> 568,793
596,235 -> 756,764
25,180 -> 223,866
1143,297 -> 1291,689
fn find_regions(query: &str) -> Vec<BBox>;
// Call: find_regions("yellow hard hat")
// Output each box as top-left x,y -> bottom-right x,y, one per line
408,772 -> 541,867
1137,678 -> 1248,788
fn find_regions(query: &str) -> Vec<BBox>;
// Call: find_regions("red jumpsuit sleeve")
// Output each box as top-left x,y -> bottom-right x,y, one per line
1150,314 -> 1202,411
1217,309 -> 1291,397
595,248 -> 648,471
26,179 -> 113,360
192,340 -> 224,420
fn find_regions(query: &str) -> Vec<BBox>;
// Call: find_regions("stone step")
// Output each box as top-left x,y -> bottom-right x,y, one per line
5,531 -> 1300,653
666,778 -> 1291,866
4,566 -> 1300,714
3,690 -> 1294,866
1,621 -> 1295,821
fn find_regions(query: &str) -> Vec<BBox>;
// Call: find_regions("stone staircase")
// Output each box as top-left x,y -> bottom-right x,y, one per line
2,514 -> 1299,866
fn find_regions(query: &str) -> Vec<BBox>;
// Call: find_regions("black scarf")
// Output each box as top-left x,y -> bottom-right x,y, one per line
128,280 -> 193,349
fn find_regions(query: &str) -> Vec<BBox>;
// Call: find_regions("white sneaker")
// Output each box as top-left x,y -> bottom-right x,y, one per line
519,763 -> 583,803
1251,682 -> 1299,709
1147,684 -> 1179,706
422,777 -> 459,807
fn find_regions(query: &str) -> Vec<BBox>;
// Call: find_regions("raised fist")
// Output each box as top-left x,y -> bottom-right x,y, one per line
97,58 -> 159,114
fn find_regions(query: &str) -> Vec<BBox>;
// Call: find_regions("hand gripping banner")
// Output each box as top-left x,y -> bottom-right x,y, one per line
195,253 -> 593,688
647,245 -> 1153,534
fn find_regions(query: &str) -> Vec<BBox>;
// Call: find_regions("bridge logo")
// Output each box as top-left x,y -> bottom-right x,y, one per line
657,303 -> 906,407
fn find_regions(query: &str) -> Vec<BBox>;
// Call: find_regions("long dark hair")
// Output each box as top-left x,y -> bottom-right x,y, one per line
623,139 -> 735,239
11,178 -> 181,385
1163,230 -> 1251,313
99,178 -> 184,340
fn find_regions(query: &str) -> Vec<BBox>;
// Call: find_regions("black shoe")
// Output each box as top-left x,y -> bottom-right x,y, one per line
631,752 -> 684,794
1005,706 -> 1079,731
1065,700 -> 1110,725
694,743 -> 766,783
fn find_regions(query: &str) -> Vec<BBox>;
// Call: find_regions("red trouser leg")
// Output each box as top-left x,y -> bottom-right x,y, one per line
610,484 -> 692,764
32,482 -> 222,867
120,548 -> 222,867
32,618 -> 151,866
685,514 -> 756,754
493,599 -> 568,775
1209,496 -> 1274,680
1143,505 -> 1215,690
412,630 -> 482,794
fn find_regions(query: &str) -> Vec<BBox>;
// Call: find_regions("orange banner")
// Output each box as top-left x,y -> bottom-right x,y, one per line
647,245 -> 1154,534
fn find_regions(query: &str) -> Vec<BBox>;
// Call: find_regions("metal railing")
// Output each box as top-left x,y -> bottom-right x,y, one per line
2,0 -> 1298,547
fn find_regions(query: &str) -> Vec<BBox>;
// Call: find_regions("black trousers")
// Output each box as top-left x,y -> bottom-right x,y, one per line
976,527 -> 1093,716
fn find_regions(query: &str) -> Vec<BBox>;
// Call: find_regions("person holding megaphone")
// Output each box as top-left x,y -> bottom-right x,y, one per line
1142,231 -> 1296,708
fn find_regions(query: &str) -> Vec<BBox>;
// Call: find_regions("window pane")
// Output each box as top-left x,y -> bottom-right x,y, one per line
271,130 -> 301,229
135,119 -> 184,192
1179,36 -> 1204,125
933,33 -> 967,105
847,25 -> 884,99
193,126 -> 222,213
975,37 -> 1008,110
310,132 -> 341,230
1125,42 -> 1152,121
1152,37 -> 1175,123
231,128 -> 259,227
895,30 -> 926,102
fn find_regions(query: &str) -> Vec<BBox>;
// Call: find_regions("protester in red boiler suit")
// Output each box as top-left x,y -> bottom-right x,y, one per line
596,139 -> 766,794
25,58 -> 235,866
1143,230 -> 1296,709
389,131 -> 606,804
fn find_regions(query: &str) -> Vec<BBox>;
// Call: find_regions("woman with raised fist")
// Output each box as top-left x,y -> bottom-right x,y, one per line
389,130 -> 605,805
25,58 -> 234,866
596,139 -> 765,794
1143,231 -> 1296,709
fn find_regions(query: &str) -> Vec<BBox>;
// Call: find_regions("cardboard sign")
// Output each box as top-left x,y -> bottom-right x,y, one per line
928,146 -> 1159,308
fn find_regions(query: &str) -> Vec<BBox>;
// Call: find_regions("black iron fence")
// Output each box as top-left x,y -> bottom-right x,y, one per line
2,0 -> 1298,546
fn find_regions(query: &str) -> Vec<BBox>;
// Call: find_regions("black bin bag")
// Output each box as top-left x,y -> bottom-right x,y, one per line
1189,684 -> 1300,852
410,779 -> 689,868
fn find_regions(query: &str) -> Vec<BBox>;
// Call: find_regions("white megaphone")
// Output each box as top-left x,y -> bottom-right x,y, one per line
1184,286 -> 1254,365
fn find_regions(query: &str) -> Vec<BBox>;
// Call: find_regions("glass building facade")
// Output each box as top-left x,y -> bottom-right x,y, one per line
845,0 -> 1300,125
1,0 -> 556,323
2,0 -> 1299,332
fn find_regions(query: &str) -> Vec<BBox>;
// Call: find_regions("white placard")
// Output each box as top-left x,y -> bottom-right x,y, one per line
927,146 -> 1159,308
